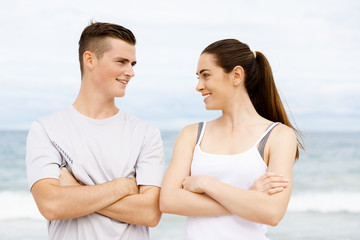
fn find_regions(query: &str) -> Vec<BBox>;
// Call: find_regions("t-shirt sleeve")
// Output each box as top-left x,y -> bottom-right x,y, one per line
26,120 -> 62,190
135,127 -> 165,187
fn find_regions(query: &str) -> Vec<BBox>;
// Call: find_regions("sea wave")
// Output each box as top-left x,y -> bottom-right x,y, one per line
288,191 -> 360,213
1,191 -> 360,220
0,191 -> 43,220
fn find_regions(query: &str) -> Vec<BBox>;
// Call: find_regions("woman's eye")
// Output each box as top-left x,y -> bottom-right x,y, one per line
197,73 -> 210,80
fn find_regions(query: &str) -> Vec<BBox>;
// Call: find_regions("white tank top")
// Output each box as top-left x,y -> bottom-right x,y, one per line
185,122 -> 280,240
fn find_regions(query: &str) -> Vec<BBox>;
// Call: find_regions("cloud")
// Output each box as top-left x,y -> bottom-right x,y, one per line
0,0 -> 359,131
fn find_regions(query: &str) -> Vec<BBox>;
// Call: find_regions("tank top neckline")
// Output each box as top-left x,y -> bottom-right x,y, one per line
196,121 -> 280,158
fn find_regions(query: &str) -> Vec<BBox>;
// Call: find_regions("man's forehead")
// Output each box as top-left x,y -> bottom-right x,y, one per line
107,39 -> 136,60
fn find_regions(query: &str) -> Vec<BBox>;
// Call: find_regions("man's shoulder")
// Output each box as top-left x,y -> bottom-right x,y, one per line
32,107 -> 71,132
37,107 -> 69,122
122,111 -> 158,132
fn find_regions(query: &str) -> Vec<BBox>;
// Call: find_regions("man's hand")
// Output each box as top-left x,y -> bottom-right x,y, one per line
59,167 -> 139,196
114,177 -> 139,197
59,168 -> 81,186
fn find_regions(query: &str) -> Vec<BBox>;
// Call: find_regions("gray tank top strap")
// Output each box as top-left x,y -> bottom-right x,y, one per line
258,122 -> 281,159
196,122 -> 204,144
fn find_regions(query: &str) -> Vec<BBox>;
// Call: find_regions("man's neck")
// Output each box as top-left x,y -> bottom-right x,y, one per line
73,88 -> 119,120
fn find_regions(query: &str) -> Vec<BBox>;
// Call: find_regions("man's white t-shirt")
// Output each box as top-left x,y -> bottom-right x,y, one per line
26,105 -> 165,240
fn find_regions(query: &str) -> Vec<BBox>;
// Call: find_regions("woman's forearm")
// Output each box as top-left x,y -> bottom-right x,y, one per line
202,176 -> 291,226
160,187 -> 230,216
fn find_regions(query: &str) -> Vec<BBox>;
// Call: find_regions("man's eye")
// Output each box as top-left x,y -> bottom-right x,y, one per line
203,74 -> 209,78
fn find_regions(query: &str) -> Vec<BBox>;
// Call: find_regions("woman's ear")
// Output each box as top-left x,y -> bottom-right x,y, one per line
233,66 -> 244,86
83,51 -> 96,71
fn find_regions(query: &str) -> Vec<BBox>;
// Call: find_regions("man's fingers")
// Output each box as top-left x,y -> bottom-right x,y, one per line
60,167 -> 71,175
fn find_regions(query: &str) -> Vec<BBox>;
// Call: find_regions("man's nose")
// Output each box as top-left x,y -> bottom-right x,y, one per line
124,66 -> 135,78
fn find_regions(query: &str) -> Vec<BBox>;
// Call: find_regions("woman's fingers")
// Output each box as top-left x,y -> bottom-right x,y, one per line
265,181 -> 288,189
251,172 -> 289,194
267,187 -> 284,195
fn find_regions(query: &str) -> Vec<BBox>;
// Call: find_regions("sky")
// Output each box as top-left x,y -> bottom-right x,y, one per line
0,0 -> 359,132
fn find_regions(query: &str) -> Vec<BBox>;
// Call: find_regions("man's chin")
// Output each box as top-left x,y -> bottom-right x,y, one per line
115,92 -> 126,98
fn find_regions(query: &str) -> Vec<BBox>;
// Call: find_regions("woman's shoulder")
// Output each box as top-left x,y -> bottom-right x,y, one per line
176,122 -> 204,145
271,123 -> 297,145
179,122 -> 201,137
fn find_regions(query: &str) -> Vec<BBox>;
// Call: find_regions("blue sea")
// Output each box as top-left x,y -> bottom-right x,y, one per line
0,130 -> 360,240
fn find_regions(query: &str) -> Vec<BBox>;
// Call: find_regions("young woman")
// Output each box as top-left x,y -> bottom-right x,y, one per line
160,39 -> 303,239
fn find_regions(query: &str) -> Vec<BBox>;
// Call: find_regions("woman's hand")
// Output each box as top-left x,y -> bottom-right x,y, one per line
182,175 -> 214,194
250,172 -> 289,195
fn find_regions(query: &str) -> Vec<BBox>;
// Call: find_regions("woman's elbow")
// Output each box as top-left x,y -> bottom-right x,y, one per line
159,189 -> 185,214
265,209 -> 285,227
159,194 -> 174,214
267,217 -> 281,227
159,199 -> 168,213
239,207 -> 284,227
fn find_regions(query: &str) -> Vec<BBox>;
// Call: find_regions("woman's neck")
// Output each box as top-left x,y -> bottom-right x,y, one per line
218,93 -> 263,131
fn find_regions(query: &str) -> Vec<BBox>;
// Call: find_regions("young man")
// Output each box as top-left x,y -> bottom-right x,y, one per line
26,22 -> 164,240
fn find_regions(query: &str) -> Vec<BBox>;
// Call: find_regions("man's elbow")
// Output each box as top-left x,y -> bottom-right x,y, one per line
146,210 -> 162,227
34,193 -> 66,221
37,201 -> 62,221
31,180 -> 65,221
42,211 -> 58,221
141,207 -> 162,227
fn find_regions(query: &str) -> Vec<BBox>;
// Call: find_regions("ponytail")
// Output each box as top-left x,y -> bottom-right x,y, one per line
202,39 -> 304,159
251,52 -> 304,159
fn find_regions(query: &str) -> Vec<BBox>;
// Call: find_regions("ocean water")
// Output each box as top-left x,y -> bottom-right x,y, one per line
0,130 -> 360,239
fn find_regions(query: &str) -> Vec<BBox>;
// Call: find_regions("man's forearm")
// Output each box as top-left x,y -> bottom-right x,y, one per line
31,177 -> 137,221
97,186 -> 161,227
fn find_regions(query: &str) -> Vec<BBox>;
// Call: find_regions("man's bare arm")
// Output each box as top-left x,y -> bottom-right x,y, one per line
97,185 -> 162,227
31,176 -> 138,221
58,167 -> 161,227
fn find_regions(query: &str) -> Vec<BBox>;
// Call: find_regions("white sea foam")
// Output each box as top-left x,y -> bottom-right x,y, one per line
1,191 -> 360,220
0,191 -> 43,220
288,191 -> 360,213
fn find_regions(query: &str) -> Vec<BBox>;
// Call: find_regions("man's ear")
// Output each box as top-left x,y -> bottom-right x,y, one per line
83,51 -> 96,71
233,65 -> 245,86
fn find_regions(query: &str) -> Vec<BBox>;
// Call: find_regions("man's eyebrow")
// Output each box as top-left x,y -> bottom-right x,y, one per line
196,69 -> 210,75
115,57 -> 137,66
114,57 -> 129,62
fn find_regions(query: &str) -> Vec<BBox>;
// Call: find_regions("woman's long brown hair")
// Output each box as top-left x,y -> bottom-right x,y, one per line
202,39 -> 304,159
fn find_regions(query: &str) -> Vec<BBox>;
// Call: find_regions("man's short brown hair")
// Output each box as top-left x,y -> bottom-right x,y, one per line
78,21 -> 136,76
